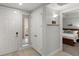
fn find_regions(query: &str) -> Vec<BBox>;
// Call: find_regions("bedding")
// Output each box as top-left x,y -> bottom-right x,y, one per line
64,30 -> 73,34
62,32 -> 78,42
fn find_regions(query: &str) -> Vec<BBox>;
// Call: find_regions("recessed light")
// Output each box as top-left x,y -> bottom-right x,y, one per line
13,11 -> 17,14
53,14 -> 58,18
19,3 -> 23,6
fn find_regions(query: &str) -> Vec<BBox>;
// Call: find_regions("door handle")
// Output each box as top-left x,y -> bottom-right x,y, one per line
16,32 -> 18,37
34,35 -> 37,37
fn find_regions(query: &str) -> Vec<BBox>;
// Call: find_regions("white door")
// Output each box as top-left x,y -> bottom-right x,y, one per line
30,8 -> 43,53
0,7 -> 19,55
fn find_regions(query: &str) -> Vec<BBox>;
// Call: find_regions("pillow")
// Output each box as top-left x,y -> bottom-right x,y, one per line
73,31 -> 78,34
64,30 -> 73,34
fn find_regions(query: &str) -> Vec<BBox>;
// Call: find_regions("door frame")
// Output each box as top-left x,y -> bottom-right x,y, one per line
61,7 -> 79,50
22,14 -> 31,47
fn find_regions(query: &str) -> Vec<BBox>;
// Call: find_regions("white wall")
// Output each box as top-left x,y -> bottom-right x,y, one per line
63,14 -> 79,28
0,6 -> 29,55
46,26 -> 60,54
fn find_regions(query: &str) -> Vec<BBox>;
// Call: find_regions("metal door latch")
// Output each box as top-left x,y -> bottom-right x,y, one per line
16,32 -> 18,37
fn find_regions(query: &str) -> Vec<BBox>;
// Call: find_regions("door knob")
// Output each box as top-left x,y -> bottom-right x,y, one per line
16,32 -> 18,37
34,35 -> 37,37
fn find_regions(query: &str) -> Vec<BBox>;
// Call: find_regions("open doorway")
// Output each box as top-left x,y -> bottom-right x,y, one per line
22,15 -> 30,48
62,9 -> 79,56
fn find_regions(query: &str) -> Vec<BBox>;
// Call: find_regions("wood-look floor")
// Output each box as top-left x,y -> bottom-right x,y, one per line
3,48 -> 40,56
63,43 -> 79,56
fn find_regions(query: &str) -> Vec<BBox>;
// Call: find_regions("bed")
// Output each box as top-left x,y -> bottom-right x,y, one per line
62,30 -> 79,46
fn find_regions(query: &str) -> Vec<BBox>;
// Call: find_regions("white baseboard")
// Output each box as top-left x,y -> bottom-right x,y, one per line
0,49 -> 17,56
47,48 -> 62,56
31,47 -> 43,56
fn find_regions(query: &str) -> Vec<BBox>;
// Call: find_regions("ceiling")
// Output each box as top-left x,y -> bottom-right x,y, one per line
0,3 -> 46,12
46,3 -> 69,10
0,3 -> 69,13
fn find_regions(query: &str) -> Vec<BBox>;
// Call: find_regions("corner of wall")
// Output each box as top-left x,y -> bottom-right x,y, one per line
47,48 -> 62,56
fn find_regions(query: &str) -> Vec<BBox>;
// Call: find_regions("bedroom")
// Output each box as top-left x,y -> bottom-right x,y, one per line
62,9 -> 79,56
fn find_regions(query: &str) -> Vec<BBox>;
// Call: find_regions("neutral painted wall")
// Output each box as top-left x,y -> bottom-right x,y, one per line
0,6 -> 29,55
63,14 -> 79,28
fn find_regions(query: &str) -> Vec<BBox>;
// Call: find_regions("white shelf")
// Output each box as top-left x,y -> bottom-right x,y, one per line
47,24 -> 59,26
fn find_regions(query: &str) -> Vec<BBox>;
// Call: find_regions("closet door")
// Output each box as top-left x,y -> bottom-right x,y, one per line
0,6 -> 20,55
30,8 -> 43,53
